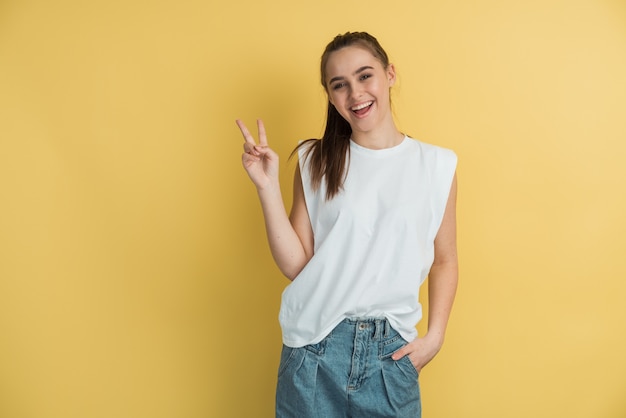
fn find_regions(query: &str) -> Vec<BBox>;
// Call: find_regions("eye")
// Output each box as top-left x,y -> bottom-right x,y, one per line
332,82 -> 346,90
359,73 -> 372,81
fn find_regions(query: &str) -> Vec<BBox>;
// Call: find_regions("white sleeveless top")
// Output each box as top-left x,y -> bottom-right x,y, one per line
279,136 -> 457,347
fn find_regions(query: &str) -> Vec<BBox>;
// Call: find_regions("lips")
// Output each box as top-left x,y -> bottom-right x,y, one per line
350,101 -> 374,116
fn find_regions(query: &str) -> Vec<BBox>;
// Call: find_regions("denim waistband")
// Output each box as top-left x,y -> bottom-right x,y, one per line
339,317 -> 392,340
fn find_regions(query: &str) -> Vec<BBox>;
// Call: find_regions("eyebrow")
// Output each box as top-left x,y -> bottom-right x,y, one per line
328,65 -> 375,85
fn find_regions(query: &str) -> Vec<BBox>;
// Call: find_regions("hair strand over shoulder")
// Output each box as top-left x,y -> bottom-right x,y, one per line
291,31 -> 391,200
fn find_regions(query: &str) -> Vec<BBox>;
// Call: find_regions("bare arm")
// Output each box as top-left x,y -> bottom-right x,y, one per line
237,119 -> 313,280
426,172 -> 459,346
392,173 -> 458,370
289,164 -> 314,262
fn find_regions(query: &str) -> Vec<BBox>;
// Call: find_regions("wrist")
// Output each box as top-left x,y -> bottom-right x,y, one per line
256,179 -> 281,194
424,329 -> 445,348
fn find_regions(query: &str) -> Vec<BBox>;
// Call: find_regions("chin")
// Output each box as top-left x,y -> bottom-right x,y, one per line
349,117 -> 379,133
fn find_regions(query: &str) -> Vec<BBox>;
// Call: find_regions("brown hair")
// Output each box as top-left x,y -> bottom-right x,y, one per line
292,31 -> 392,200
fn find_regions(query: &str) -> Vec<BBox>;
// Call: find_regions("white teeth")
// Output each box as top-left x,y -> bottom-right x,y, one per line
351,101 -> 373,111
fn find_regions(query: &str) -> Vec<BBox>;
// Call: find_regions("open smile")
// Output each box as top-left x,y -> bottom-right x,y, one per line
350,101 -> 374,116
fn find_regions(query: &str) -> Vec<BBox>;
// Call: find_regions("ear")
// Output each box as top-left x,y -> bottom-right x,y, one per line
386,63 -> 397,87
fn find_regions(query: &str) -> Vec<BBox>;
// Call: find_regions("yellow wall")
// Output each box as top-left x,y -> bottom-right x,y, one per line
1,0 -> 625,417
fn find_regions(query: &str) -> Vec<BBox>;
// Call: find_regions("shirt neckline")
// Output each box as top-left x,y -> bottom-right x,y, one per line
350,135 -> 410,157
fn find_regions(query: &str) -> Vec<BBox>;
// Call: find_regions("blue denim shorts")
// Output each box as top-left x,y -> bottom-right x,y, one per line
276,318 -> 420,418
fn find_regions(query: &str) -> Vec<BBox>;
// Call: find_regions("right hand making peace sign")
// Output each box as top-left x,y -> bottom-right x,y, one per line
236,119 -> 279,190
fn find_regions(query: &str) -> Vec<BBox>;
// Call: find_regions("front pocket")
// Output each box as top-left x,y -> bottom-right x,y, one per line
303,337 -> 328,355
398,354 -> 419,378
277,345 -> 302,377
379,333 -> 406,359
378,330 -> 420,378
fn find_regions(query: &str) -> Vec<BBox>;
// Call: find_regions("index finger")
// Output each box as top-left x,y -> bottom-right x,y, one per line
235,119 -> 257,145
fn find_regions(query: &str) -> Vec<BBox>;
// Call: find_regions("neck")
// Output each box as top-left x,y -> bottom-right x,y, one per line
350,120 -> 404,150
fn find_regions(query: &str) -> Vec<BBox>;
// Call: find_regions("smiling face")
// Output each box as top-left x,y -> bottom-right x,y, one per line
324,45 -> 396,137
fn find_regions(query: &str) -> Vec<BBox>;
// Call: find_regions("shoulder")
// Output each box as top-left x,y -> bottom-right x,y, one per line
405,136 -> 457,166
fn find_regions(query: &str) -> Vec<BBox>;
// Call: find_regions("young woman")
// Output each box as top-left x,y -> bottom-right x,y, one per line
236,31 -> 458,418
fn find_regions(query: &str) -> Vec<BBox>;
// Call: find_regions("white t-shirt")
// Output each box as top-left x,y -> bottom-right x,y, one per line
279,136 -> 457,347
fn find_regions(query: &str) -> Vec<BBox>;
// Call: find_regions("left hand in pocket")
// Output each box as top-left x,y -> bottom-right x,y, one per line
391,333 -> 444,372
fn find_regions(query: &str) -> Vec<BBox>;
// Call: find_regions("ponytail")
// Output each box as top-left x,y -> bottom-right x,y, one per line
293,103 -> 351,200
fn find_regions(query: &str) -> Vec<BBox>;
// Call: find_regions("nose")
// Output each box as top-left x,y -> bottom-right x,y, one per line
349,85 -> 363,101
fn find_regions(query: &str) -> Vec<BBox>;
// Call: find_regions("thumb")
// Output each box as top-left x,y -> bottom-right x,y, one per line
391,346 -> 408,361
256,146 -> 279,161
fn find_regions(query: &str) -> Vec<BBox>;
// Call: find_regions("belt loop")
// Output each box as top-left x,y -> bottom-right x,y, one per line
384,319 -> 390,338
373,319 -> 381,340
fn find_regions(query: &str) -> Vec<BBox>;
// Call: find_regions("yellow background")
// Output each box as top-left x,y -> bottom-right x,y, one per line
1,0 -> 625,417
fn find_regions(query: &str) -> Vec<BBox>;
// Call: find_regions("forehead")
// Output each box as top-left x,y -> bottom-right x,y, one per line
324,46 -> 383,77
